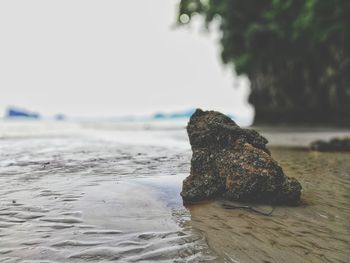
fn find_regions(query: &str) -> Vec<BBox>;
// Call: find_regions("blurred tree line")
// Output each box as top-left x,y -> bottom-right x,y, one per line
178,0 -> 350,125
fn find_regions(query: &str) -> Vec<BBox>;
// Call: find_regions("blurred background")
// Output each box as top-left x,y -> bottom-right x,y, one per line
0,0 -> 349,126
0,0 -> 252,126
178,0 -> 350,125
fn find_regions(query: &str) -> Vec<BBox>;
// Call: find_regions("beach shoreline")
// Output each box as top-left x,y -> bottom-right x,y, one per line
0,120 -> 349,262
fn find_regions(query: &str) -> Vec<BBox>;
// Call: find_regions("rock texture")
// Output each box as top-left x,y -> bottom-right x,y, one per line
181,109 -> 302,205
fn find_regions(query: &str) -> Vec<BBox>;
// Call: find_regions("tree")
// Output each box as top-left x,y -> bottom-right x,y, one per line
178,0 -> 350,125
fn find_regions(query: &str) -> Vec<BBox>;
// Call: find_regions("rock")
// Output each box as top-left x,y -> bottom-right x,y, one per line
181,109 -> 302,206
310,138 -> 350,152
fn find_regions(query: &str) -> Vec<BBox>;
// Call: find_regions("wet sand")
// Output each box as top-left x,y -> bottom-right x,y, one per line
0,120 -> 349,262
0,129 -> 214,262
187,148 -> 350,262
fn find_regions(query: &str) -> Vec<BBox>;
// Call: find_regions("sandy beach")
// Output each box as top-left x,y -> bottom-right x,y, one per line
0,120 -> 349,262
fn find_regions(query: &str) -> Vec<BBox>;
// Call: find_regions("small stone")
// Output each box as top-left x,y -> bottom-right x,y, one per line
181,109 -> 302,206
310,137 -> 350,152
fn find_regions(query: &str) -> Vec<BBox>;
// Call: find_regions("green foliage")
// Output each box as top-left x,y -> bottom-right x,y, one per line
178,0 -> 350,124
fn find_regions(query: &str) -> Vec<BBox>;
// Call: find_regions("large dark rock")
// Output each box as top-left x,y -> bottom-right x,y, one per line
181,109 -> 302,206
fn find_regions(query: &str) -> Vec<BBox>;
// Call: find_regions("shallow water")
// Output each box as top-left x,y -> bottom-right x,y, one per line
0,123 -> 213,262
0,120 -> 349,262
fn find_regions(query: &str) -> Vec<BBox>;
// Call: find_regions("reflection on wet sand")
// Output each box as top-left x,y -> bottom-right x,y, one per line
0,135 -> 213,262
187,147 -> 350,262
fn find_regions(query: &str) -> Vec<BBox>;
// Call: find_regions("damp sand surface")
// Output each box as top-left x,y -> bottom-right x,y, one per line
187,147 -> 350,262
0,120 -> 349,262
0,122 -> 213,263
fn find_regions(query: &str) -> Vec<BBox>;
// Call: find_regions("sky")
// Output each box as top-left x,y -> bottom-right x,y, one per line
0,0 -> 253,122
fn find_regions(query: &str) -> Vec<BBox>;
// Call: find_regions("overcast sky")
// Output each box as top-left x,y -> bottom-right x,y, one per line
0,0 -> 253,122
